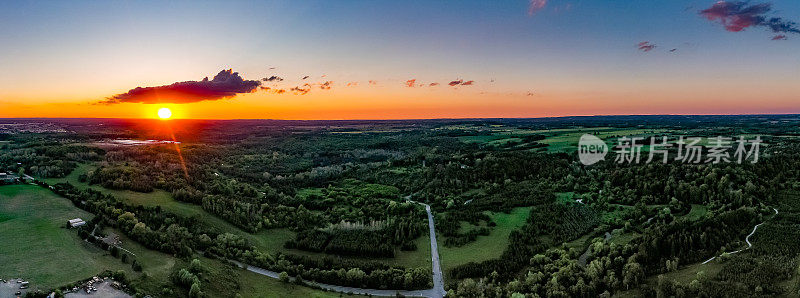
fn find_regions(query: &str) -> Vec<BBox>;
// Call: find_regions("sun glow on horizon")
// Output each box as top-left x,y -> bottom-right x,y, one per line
158,107 -> 172,119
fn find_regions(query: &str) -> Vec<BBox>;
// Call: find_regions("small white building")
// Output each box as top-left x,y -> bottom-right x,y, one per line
68,218 -> 86,228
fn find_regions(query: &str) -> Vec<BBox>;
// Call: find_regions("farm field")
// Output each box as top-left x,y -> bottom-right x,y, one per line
0,185 -> 131,291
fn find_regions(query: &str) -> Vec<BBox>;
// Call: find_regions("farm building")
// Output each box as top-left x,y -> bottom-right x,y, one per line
67,218 -> 86,228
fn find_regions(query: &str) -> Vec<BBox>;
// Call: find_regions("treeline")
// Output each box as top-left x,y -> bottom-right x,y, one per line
45,181 -> 432,290
286,216 -> 423,257
0,141 -> 103,178
416,151 -> 571,209
436,209 -> 492,247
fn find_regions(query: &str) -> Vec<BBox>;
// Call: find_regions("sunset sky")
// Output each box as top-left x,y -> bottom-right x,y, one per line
1,0 -> 799,120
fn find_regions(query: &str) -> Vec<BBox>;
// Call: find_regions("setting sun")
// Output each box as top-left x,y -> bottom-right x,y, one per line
157,107 -> 172,119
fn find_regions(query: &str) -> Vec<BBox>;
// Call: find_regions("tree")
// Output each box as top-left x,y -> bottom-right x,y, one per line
189,282 -> 202,298
623,261 -> 644,289
189,259 -> 204,274
132,259 -> 143,272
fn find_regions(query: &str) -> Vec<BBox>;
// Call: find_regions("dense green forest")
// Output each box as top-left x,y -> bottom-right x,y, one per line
2,115 -> 800,297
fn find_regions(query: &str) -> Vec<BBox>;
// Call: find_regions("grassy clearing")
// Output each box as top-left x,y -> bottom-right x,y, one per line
0,185 -> 361,297
102,227 -> 177,294
237,268 -> 361,298
556,192 -> 582,204
0,185 -> 131,291
43,164 -> 204,218
608,230 -> 639,246
438,206 -> 532,275
458,135 -> 498,143
683,204 -> 708,221
540,128 -> 672,153
43,164 -> 289,254
295,187 -> 325,198
452,126 -> 672,152
392,231 -> 433,269
269,231 -> 432,269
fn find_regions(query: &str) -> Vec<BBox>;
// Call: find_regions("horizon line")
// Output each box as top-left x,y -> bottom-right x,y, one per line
0,112 -> 799,122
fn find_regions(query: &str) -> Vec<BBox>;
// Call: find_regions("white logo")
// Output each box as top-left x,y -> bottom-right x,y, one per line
578,134 -> 607,165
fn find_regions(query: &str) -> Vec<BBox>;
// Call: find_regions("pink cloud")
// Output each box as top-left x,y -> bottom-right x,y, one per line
528,0 -> 548,16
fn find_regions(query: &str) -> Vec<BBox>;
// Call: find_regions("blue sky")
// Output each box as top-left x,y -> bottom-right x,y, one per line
1,0 -> 799,119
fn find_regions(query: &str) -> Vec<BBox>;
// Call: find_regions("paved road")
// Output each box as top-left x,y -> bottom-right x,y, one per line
236,195 -> 446,298
418,201 -> 446,298
702,207 -> 778,264
232,261 -> 437,297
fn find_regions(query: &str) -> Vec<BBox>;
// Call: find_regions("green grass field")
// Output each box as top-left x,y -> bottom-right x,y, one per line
683,204 -> 708,221
0,185 -> 132,291
101,227 -> 177,294
539,128 -> 672,152
556,192 -> 581,204
43,164 -> 204,218
237,268 -> 361,298
438,206 -> 532,275
0,185 -> 361,297
452,126 -> 672,153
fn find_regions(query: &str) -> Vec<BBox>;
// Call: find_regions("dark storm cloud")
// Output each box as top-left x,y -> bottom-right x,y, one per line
637,41 -> 656,52
699,1 -> 800,35
262,75 -> 283,82
100,69 -> 260,104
